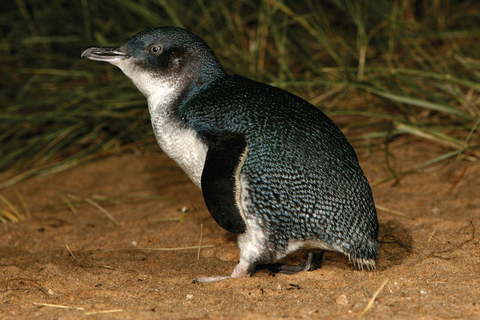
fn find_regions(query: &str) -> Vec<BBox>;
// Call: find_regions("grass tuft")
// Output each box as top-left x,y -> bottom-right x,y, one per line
0,190 -> 30,223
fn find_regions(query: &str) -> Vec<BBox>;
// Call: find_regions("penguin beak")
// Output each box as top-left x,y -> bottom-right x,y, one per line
81,46 -> 130,65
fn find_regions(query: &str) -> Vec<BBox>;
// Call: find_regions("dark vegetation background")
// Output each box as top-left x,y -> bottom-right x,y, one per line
1,0 -> 479,194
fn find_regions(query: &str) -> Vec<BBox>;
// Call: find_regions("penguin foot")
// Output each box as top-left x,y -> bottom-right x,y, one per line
278,252 -> 324,275
194,259 -> 253,283
194,275 -> 230,283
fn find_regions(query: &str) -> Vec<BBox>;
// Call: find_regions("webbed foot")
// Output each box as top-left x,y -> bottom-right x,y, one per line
194,259 -> 253,283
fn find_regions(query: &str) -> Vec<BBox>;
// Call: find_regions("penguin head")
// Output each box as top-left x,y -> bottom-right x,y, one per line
82,27 -> 225,99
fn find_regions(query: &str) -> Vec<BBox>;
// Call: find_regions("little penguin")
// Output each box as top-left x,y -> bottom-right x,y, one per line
82,27 -> 379,282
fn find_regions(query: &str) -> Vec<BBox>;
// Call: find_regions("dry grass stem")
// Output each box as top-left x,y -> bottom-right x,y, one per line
57,192 -> 78,215
0,209 -> 19,223
190,205 -> 204,260
358,279 -> 389,318
0,195 -> 23,221
85,309 -> 124,315
8,278 -> 51,296
427,224 -> 439,243
33,302 -> 85,310
101,245 -> 214,252
197,223 -> 204,260
65,244 -> 78,260
12,188 -> 31,218
375,204 -> 406,216
32,302 -> 123,315
85,198 -> 120,227
149,217 -> 181,222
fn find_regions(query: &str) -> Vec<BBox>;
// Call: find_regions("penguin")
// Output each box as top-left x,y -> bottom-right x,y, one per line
82,27 -> 379,282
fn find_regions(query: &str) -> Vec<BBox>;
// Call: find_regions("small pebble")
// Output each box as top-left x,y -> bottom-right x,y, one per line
335,294 -> 349,306
420,289 -> 427,295
186,294 -> 193,300
132,241 -> 137,246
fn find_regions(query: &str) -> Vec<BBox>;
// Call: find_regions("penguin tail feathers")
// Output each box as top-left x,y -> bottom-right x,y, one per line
347,254 -> 377,271
346,239 -> 379,271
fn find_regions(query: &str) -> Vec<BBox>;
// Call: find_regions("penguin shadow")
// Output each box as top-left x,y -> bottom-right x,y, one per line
222,232 -> 238,244
375,220 -> 414,271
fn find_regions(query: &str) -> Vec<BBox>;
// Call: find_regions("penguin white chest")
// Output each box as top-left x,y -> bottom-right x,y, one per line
116,62 -> 208,188
146,85 -> 208,189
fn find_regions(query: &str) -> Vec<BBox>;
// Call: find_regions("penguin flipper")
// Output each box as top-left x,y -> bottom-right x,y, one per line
201,132 -> 248,234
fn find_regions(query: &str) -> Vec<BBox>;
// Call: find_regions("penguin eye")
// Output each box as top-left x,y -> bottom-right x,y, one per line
149,45 -> 163,55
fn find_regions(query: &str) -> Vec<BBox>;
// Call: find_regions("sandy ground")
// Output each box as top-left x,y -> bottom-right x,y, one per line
0,140 -> 479,319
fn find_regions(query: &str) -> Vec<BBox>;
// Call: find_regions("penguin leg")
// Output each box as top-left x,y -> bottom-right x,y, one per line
278,251 -> 324,274
194,216 -> 265,283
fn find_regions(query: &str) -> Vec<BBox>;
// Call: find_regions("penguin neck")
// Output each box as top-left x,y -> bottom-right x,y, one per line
143,76 -> 183,116
147,74 -> 226,116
